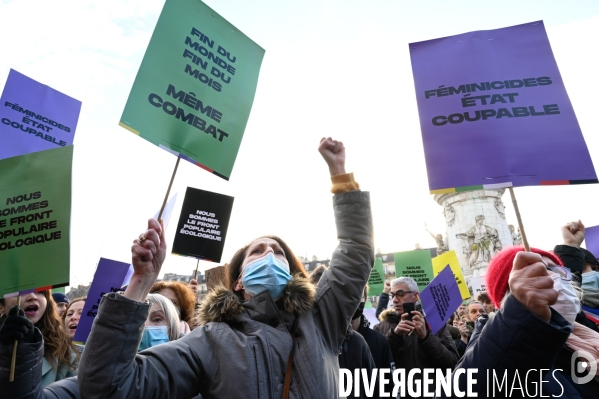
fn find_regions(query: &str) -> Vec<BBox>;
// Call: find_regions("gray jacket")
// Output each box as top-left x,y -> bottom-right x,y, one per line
78,190 -> 374,399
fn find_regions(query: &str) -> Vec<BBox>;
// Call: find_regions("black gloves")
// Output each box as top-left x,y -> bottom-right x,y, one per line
0,306 -> 36,345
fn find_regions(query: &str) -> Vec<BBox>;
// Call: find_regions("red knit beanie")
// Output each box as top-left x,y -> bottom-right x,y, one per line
485,246 -> 563,309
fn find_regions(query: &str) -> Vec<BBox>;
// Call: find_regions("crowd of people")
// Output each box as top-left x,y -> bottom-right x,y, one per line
0,138 -> 599,398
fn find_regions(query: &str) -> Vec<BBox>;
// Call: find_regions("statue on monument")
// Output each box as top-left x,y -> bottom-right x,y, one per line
494,198 -> 506,219
425,224 -> 449,255
509,224 -> 523,246
456,215 -> 502,267
444,204 -> 456,226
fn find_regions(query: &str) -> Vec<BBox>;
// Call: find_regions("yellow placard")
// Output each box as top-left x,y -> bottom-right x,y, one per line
432,250 -> 470,300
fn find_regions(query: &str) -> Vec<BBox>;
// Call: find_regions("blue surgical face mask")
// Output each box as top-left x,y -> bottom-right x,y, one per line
138,325 -> 169,352
241,252 -> 292,300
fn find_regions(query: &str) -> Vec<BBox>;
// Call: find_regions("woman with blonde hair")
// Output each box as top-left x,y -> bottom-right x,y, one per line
150,281 -> 196,334
145,293 -> 181,344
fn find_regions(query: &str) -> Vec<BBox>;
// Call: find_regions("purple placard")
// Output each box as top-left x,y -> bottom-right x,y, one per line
585,225 -> 599,260
419,265 -> 462,335
410,21 -> 597,191
73,258 -> 131,343
0,69 -> 81,160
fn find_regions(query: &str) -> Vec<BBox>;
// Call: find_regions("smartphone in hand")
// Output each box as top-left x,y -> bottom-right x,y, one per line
403,302 -> 415,321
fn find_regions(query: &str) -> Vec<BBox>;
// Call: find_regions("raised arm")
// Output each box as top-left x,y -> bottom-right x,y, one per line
375,281 -> 391,319
554,220 -> 585,278
78,219 -> 203,399
313,137 -> 375,351
443,252 -> 569,397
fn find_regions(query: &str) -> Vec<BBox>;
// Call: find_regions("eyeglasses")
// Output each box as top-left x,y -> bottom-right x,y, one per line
546,265 -> 572,281
390,290 -> 414,300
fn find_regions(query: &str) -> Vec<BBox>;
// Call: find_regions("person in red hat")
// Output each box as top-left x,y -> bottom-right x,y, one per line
438,235 -> 599,398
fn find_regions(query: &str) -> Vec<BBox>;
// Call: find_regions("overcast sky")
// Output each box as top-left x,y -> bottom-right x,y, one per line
2,0 -> 599,287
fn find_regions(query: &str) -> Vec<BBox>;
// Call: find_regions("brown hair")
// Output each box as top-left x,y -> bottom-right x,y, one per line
476,292 -> 491,304
150,281 -> 196,325
225,235 -> 308,294
40,290 -> 78,369
0,291 -> 77,368
62,297 -> 86,323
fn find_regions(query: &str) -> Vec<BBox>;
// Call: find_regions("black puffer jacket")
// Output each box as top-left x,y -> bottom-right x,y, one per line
440,294 -> 599,398
0,329 -> 80,398
385,317 -> 458,399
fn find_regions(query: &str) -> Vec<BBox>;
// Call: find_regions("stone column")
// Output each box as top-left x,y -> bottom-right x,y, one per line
434,189 -> 513,279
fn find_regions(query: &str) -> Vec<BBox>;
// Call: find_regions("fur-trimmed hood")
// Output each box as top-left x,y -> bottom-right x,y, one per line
379,308 -> 401,323
195,274 -> 316,326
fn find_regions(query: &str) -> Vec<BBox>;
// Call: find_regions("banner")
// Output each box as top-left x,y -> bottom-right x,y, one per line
585,225 -> 599,260
205,265 -> 226,290
74,258 -> 132,344
368,257 -> 385,296
470,275 -> 487,296
410,21 -> 597,194
394,250 -> 434,292
419,265 -> 463,335
0,146 -> 72,296
432,250 -> 470,300
119,0 -> 265,180
171,187 -> 234,262
0,69 -> 80,161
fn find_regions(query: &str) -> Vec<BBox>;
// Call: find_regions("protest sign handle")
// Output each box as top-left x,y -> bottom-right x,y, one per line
9,294 -> 20,382
194,259 -> 200,280
508,187 -> 531,252
158,156 -> 180,222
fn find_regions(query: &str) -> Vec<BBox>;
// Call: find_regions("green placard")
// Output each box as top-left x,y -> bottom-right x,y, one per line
119,0 -> 265,180
0,146 -> 72,296
368,257 -> 385,296
53,286 -> 66,294
394,250 -> 434,292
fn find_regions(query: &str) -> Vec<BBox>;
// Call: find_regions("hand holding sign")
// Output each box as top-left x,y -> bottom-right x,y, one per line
126,219 -> 167,302
561,220 -> 585,248
189,279 -> 199,295
319,137 -> 346,176
508,252 -> 557,323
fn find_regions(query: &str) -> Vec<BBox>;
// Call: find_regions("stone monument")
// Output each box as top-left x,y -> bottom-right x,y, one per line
434,189 -> 513,279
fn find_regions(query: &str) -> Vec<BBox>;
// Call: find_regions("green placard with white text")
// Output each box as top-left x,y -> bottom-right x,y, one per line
119,0 -> 265,180
394,250 -> 434,292
0,146 -> 72,296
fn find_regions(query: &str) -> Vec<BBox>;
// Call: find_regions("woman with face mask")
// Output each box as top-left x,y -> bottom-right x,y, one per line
76,137 -> 374,399
0,293 -> 181,399
149,281 -> 196,335
141,293 -> 181,350
438,246 -> 599,398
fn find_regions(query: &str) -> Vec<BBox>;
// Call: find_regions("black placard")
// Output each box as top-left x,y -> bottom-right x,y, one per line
171,187 -> 234,262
